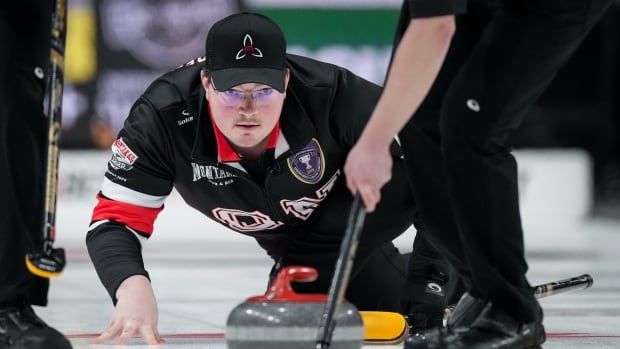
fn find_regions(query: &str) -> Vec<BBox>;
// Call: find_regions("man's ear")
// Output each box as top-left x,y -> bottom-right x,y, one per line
200,69 -> 209,99
283,68 -> 290,91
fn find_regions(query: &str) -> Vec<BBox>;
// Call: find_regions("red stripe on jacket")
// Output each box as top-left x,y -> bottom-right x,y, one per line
91,194 -> 163,235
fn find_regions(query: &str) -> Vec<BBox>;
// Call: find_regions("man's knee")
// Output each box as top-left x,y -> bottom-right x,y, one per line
346,244 -> 407,312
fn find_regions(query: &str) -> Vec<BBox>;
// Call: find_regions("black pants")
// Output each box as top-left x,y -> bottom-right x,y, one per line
0,1 -> 51,306
272,159 -> 452,312
400,0 -> 611,322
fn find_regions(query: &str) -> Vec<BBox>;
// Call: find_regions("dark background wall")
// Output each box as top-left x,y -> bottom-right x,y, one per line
513,5 -> 620,209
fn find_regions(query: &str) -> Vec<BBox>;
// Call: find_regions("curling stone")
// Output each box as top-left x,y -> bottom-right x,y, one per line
226,266 -> 364,349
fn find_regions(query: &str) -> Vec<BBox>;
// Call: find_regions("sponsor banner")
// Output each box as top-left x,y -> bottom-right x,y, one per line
60,0 -> 242,148
289,45 -> 391,85
247,0 -> 402,8
257,8 -> 398,48
99,0 -> 239,69
252,7 -> 399,83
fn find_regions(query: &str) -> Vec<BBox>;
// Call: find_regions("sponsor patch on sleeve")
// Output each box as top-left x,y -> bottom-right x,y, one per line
109,138 -> 139,171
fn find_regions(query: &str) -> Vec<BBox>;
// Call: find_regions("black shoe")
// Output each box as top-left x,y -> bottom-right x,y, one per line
443,292 -> 487,329
406,292 -> 486,348
403,272 -> 450,332
0,302 -> 72,349
406,299 -> 545,349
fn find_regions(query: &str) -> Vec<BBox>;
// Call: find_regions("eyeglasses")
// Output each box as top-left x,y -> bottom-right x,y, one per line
210,80 -> 282,108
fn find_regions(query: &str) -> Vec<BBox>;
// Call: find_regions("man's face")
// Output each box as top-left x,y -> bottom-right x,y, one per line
202,70 -> 288,150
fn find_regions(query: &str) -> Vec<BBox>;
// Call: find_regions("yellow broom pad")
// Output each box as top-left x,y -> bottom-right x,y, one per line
360,311 -> 409,344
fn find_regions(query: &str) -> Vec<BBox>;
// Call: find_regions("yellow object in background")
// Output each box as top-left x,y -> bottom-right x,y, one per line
360,311 -> 409,344
65,6 -> 96,83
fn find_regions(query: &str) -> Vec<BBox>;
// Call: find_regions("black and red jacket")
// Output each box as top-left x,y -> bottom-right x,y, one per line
86,54 -> 416,302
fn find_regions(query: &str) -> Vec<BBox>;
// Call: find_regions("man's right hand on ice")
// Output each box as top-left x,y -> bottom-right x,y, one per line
91,275 -> 164,345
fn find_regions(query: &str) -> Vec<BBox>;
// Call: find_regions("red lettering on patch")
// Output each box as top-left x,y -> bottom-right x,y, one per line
112,138 -> 139,164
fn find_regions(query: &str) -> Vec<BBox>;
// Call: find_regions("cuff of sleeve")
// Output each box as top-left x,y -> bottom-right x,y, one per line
109,271 -> 151,306
86,222 -> 151,305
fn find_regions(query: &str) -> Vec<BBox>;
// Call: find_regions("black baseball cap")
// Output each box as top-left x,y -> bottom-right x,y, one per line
205,13 -> 287,93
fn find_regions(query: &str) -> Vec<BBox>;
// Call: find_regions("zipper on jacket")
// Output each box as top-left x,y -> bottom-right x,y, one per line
263,160 -> 285,222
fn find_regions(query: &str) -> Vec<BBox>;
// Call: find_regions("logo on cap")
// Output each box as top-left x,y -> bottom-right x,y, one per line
236,34 -> 263,60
